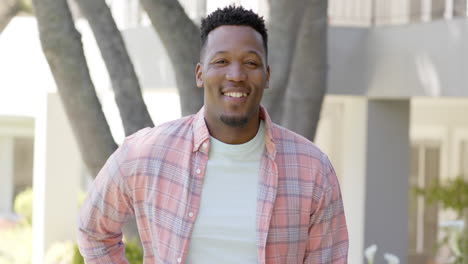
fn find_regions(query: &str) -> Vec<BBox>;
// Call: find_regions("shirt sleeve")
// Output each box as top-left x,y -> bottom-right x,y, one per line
304,157 -> 349,264
77,139 -> 134,264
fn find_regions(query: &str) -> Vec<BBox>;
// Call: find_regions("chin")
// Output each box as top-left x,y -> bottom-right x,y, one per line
220,115 -> 250,128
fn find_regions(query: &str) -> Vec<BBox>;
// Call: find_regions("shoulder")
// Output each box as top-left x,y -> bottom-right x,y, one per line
270,123 -> 328,162
125,115 -> 195,146
116,115 -> 196,163
270,123 -> 336,184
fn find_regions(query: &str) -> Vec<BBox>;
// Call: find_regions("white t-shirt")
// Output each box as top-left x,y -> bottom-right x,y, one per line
186,121 -> 265,264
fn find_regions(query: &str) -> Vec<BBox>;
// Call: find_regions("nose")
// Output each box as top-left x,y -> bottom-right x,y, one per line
225,62 -> 246,82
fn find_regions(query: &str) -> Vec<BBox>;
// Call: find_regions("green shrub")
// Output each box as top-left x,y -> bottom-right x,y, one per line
415,177 -> 468,216
72,245 -> 84,264
72,238 -> 143,264
415,176 -> 468,262
13,188 -> 33,226
124,239 -> 143,264
0,189 -> 33,264
7,188 -> 143,264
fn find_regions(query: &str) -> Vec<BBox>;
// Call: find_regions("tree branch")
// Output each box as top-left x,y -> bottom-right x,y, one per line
140,0 -> 203,116
32,0 -> 117,176
0,0 -> 20,33
76,0 -> 154,136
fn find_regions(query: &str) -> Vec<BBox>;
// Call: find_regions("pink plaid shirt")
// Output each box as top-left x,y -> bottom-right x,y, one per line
77,106 -> 348,264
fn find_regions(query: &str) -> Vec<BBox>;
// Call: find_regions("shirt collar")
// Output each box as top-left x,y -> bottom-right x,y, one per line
192,105 -> 277,159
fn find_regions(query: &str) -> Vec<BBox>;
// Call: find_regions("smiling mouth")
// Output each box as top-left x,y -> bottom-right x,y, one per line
222,92 -> 248,98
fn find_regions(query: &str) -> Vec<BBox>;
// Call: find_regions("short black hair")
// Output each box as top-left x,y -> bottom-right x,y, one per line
200,5 -> 268,58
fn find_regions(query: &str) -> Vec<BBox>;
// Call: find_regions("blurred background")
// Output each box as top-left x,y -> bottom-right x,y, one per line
0,0 -> 467,263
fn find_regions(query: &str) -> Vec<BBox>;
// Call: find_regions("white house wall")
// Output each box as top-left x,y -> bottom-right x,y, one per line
328,18 -> 468,98
31,93 -> 82,263
0,137 -> 14,217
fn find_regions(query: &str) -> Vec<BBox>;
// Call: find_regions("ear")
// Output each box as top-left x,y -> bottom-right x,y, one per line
265,65 -> 270,89
195,63 -> 203,88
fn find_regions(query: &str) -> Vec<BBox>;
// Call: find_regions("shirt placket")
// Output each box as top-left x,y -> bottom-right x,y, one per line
176,141 -> 209,264
256,153 -> 279,264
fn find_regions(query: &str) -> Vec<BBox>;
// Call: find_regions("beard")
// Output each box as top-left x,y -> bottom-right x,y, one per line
220,114 -> 250,128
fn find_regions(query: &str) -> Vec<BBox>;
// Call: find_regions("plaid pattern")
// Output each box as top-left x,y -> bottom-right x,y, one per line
78,106 -> 348,264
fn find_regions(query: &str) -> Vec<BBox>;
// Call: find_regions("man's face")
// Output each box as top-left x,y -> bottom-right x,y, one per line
196,25 -> 270,128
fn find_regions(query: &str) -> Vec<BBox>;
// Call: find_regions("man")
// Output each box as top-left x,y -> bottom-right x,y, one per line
78,5 -> 348,264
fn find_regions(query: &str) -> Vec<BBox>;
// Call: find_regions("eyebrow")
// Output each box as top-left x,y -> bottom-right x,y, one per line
211,50 -> 263,58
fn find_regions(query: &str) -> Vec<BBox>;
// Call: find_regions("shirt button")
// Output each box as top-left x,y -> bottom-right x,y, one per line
177,257 -> 182,263
189,212 -> 194,217
196,168 -> 201,174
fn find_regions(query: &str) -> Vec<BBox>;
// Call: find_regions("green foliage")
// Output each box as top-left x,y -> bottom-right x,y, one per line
0,188 -> 34,263
18,0 -> 33,15
72,245 -> 85,264
454,235 -> 468,264
13,187 -> 33,226
124,239 -> 144,264
415,176 -> 468,262
72,238 -> 143,264
5,188 -> 142,263
415,177 -> 468,217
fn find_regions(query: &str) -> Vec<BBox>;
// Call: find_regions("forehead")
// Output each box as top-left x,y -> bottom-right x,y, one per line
204,25 -> 265,57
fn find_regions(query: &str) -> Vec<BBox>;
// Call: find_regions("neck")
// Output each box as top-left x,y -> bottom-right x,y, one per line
205,114 -> 260,145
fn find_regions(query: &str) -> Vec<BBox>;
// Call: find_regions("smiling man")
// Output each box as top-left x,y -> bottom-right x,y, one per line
78,5 -> 348,264
197,23 -> 268,144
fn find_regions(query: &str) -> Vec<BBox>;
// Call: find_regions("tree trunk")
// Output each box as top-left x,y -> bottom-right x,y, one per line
262,0 -> 307,122
140,0 -> 203,116
281,0 -> 328,141
75,0 -> 154,136
0,0 -> 19,33
454,0 -> 467,17
32,0 -> 117,176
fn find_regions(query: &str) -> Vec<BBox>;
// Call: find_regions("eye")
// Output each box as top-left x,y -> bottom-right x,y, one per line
245,61 -> 259,67
214,59 -> 227,65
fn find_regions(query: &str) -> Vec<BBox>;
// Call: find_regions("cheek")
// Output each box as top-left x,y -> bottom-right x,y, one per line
204,72 -> 224,88
205,67 -> 225,78
250,72 -> 268,88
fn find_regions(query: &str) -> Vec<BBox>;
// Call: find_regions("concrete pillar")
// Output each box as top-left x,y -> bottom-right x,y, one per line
341,98 -> 410,264
0,137 -> 14,216
365,99 -> 410,262
32,93 -> 81,264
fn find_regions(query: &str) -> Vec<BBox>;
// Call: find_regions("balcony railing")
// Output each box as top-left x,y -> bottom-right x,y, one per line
329,0 -> 468,26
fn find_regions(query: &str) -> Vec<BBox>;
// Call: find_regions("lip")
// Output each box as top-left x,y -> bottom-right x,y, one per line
221,88 -> 250,94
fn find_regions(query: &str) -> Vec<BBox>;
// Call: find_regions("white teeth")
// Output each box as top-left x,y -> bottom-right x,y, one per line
224,92 -> 247,98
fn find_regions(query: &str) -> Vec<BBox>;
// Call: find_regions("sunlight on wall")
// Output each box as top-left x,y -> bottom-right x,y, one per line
0,17 -> 55,118
207,0 -> 259,13
101,89 -> 182,144
415,54 -> 441,97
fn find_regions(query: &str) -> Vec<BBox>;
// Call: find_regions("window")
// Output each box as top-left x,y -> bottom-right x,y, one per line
408,142 -> 440,263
